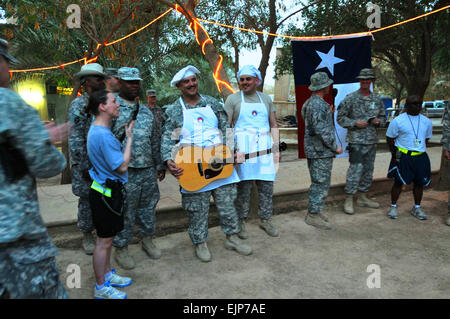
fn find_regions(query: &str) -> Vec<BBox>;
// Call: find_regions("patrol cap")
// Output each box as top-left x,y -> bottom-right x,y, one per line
146,89 -> 156,97
105,68 -> 118,78
309,72 -> 333,92
74,63 -> 106,80
356,68 -> 376,80
118,67 -> 142,81
0,38 -> 18,64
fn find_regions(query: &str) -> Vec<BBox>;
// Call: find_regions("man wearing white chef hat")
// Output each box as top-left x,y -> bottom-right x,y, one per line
224,65 -> 280,239
161,65 -> 252,262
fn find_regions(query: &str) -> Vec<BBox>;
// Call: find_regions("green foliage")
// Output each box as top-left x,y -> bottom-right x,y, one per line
0,0 -> 236,99
274,0 -> 450,99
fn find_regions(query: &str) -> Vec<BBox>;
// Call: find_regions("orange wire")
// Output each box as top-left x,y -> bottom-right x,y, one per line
197,4 -> 450,40
10,5 -> 449,73
11,9 -> 173,73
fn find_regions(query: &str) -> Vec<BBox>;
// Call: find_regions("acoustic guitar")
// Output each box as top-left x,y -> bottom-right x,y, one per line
175,142 -> 287,191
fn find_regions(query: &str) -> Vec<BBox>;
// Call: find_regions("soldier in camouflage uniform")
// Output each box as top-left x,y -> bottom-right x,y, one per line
337,68 -> 386,215
162,65 -> 252,262
302,72 -> 343,230
110,67 -> 165,270
441,102 -> 450,226
68,63 -> 106,255
105,68 -> 120,93
146,88 -> 164,140
0,39 -> 70,298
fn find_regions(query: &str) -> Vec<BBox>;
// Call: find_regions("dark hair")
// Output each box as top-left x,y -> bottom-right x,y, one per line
86,90 -> 110,115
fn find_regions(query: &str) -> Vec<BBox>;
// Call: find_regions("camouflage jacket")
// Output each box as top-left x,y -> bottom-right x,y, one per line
110,95 -> 164,170
161,95 -> 230,163
68,93 -> 92,170
146,104 -> 164,139
337,90 -> 386,144
441,103 -> 450,151
302,94 -> 338,159
0,88 -> 66,244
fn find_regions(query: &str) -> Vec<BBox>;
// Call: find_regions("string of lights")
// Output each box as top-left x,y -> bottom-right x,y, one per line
9,4 -> 449,77
197,4 -> 449,40
10,8 -> 174,73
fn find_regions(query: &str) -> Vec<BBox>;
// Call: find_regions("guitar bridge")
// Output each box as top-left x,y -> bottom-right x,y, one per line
197,160 -> 204,177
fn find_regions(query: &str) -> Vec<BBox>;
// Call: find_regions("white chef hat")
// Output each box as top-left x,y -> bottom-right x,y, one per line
170,65 -> 201,87
237,65 -> 262,85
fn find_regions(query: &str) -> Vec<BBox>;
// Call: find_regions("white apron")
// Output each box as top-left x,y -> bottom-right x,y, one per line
178,96 -> 240,193
234,91 -> 276,181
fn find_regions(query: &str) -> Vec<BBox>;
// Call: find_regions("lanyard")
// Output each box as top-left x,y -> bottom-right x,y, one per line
407,114 -> 420,139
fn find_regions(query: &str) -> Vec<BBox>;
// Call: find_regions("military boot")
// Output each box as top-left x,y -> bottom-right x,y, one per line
195,242 -> 211,262
344,195 -> 354,215
114,246 -> 135,270
357,193 -> 380,208
82,232 -> 95,255
225,234 -> 252,255
304,212 -> 332,230
238,219 -> 249,240
142,237 -> 161,260
259,219 -> 279,237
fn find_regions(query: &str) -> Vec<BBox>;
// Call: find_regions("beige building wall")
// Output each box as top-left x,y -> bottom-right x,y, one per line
273,47 -> 291,102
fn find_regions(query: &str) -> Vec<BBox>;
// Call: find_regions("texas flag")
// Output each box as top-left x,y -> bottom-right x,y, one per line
291,36 -> 372,158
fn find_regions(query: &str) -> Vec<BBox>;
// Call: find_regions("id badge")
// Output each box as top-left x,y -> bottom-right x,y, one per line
414,139 -> 421,148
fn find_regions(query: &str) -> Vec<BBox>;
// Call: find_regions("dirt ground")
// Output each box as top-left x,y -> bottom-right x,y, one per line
56,188 -> 449,299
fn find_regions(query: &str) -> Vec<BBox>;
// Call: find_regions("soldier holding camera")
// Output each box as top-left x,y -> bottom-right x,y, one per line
337,68 -> 386,215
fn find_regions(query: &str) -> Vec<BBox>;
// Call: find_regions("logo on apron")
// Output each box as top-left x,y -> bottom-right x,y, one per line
252,110 -> 258,117
197,116 -> 204,123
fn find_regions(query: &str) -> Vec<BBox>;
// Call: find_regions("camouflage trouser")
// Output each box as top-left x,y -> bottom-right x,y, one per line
182,183 -> 240,245
345,144 -> 376,195
71,164 -> 94,233
235,180 -> 274,220
113,167 -> 160,248
307,157 -> 333,214
0,249 -> 68,299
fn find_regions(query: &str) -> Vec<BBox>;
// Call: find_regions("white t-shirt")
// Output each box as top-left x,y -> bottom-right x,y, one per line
386,113 -> 432,152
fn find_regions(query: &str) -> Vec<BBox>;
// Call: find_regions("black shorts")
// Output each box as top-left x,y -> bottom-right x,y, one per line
387,151 -> 431,186
89,188 -> 124,238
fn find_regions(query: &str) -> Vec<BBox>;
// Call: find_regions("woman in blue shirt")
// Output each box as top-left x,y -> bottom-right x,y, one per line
86,90 -> 134,299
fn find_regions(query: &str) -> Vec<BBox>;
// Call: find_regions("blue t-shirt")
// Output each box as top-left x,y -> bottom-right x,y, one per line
386,113 -> 432,152
87,125 -> 127,185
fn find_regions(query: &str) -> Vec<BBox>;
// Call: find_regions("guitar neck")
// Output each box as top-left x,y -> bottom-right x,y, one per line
245,148 -> 272,160
223,147 -> 274,164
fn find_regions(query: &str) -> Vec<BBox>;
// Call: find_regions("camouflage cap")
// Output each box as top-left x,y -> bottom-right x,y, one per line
0,38 -> 18,64
118,67 -> 142,81
356,68 -> 376,80
309,71 -> 333,92
105,68 -> 118,78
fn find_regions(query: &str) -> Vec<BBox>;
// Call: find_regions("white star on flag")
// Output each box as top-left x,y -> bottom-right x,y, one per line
315,45 -> 345,76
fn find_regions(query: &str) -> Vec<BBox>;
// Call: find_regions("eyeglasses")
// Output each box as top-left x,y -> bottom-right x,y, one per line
239,77 -> 254,82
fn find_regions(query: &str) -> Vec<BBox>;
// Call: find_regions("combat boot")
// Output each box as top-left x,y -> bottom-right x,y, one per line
114,246 -> 135,270
238,219 -> 248,240
195,242 -> 212,262
82,232 -> 95,255
357,193 -> 380,209
225,234 -> 252,255
304,212 -> 332,230
142,237 -> 161,260
343,195 -> 354,215
259,219 -> 279,237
